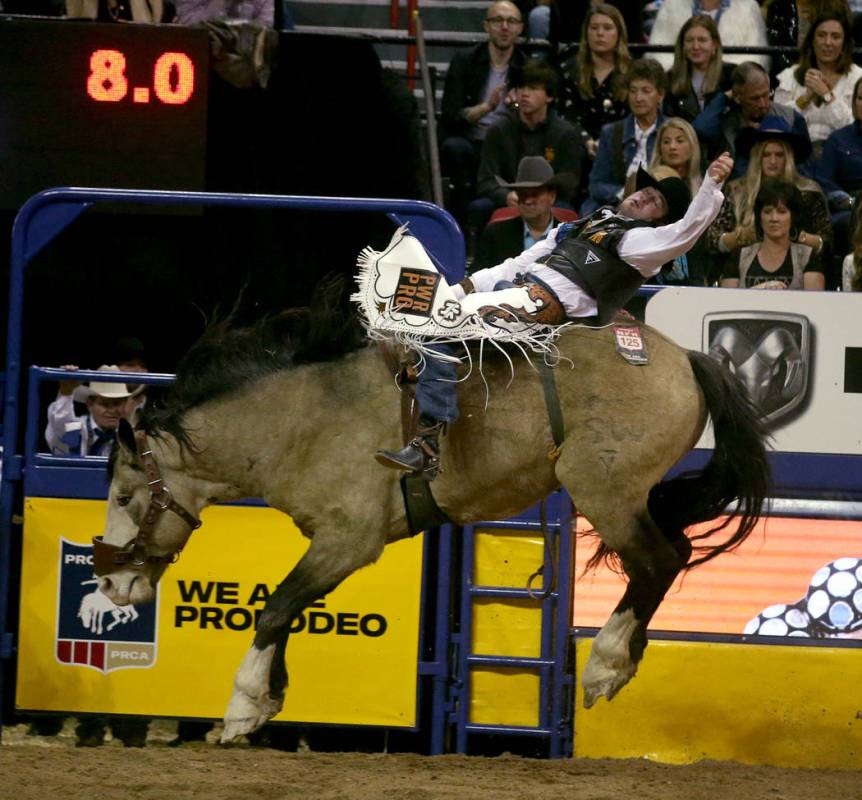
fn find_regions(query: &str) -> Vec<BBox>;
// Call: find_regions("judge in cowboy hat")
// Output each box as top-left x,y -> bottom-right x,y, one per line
473,156 -> 574,271
45,365 -> 145,457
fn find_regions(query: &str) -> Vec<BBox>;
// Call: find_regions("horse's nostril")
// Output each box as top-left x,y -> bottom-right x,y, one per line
99,576 -> 113,596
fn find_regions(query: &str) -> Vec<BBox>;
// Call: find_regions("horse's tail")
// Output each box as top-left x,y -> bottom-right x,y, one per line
646,350 -> 771,570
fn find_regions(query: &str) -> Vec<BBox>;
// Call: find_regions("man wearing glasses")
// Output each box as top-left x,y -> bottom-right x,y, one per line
440,1 -> 526,225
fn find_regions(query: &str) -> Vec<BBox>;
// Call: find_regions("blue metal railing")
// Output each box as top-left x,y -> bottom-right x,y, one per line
449,493 -> 574,757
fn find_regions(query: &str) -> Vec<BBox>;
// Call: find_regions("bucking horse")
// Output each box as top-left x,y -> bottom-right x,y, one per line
93,280 -> 770,742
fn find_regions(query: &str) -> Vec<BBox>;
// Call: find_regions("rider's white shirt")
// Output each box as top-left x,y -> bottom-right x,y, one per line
465,174 -> 726,319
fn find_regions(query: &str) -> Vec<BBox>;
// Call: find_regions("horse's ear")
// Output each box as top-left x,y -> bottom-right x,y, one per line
116,418 -> 137,455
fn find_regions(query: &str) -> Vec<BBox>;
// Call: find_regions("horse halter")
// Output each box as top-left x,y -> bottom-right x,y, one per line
92,429 -> 201,576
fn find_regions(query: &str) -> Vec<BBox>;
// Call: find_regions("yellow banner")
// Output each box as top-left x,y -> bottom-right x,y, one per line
574,638 -> 862,770
17,497 -> 424,727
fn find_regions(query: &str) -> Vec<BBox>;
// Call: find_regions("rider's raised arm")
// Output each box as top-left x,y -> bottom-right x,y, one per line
616,172 -> 727,277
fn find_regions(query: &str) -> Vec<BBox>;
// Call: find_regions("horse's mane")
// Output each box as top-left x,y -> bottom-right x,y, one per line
140,275 -> 366,444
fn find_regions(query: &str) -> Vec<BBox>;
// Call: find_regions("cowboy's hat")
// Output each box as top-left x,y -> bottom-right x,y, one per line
634,166 -> 691,224
72,365 -> 145,402
496,156 -> 565,190
735,116 -> 812,163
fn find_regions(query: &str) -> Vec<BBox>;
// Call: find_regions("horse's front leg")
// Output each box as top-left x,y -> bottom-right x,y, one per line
221,527 -> 387,743
581,516 -> 691,708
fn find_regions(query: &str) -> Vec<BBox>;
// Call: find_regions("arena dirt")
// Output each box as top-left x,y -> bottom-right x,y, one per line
1,721 -> 860,800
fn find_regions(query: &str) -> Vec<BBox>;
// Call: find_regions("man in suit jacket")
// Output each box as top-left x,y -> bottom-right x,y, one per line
472,156 -> 567,271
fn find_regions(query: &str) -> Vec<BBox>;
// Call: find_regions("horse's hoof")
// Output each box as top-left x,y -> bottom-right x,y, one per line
581,651 -> 637,708
220,720 -> 255,744
221,690 -> 284,743
582,676 -> 626,709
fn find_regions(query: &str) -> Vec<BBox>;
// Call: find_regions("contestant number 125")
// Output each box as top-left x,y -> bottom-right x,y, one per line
87,48 -> 195,105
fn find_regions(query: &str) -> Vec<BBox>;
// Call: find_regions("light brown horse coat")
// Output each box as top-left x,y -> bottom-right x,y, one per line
99,321 -> 768,741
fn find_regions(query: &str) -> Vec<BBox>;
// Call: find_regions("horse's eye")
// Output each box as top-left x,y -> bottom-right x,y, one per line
117,495 -> 132,507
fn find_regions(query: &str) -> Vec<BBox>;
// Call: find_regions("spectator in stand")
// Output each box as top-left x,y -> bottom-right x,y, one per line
556,2 -> 645,45
694,61 -> 813,177
173,0 -> 273,24
720,179 -> 826,288
472,60 -> 582,231
45,365 -> 144,457
774,8 -> 862,156
584,58 -> 666,214
559,4 -> 632,161
841,200 -> 862,289
815,75 -> 862,254
641,122 -> 708,284
663,15 -> 734,123
765,0 -> 853,75
65,0 -> 172,21
706,118 -> 830,282
472,156 -> 569,271
646,118 -> 703,198
439,0 -> 526,225
648,0 -> 769,71
515,0 -> 555,44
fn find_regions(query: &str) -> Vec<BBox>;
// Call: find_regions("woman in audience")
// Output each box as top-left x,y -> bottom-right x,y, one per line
721,179 -> 826,289
560,4 -> 632,159
706,118 -> 831,279
774,8 -> 862,154
663,15 -> 733,123
648,0 -> 769,71
841,201 -> 862,290
642,117 -> 703,195
641,118 -> 708,284
765,0 -> 850,75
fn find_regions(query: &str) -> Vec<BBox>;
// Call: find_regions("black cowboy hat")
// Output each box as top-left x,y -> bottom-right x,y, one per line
634,166 -> 691,224
735,115 -> 812,164
496,156 -> 566,190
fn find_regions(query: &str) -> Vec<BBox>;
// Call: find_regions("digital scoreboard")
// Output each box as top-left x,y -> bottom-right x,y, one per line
0,17 -> 210,209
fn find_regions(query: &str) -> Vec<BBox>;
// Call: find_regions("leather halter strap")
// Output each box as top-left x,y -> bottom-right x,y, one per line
91,429 -> 201,576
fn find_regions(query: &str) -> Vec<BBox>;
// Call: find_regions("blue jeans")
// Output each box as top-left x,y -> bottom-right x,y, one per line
416,343 -> 459,423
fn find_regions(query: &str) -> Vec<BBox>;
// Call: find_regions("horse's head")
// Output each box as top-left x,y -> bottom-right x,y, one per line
95,418 -> 203,606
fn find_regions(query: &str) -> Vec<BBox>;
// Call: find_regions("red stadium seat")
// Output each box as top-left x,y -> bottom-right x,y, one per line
488,206 -> 578,224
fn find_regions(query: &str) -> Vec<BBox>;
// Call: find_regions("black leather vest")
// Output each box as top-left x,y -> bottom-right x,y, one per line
538,209 -> 650,325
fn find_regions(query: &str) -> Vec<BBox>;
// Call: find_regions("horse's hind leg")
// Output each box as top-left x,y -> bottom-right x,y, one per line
580,510 -> 690,708
221,526 -> 386,742
557,452 -> 691,707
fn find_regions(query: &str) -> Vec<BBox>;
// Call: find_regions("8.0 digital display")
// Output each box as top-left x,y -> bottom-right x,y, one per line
0,18 -> 209,209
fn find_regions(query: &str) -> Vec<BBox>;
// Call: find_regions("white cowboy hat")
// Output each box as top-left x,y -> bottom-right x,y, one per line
72,365 -> 146,402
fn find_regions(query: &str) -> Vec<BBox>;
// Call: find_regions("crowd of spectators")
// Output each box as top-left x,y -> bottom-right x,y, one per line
440,0 -> 862,291
6,0 -> 862,289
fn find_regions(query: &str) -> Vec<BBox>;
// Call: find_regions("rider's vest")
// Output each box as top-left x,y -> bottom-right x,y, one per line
537,209 -> 651,325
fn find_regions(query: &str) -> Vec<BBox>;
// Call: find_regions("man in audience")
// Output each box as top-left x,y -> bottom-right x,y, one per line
45,364 -> 145,457
472,156 -> 568,271
694,61 -> 812,177
584,58 -> 666,215
440,0 -> 527,225
472,60 -> 582,232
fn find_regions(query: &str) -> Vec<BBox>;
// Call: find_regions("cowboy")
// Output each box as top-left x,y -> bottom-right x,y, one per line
472,155 -> 570,271
45,364 -> 145,456
375,152 -> 735,478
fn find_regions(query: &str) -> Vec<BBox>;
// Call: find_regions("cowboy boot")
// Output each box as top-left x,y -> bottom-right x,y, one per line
375,417 -> 444,479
